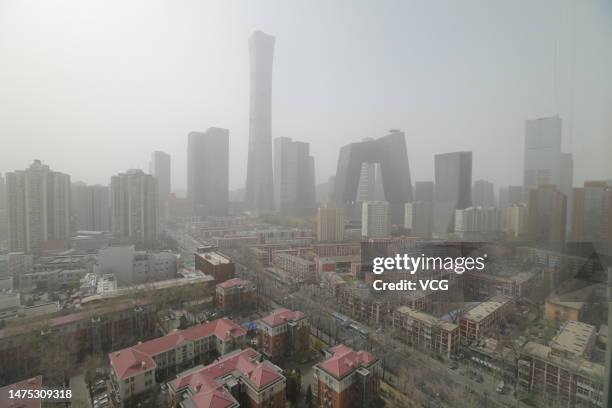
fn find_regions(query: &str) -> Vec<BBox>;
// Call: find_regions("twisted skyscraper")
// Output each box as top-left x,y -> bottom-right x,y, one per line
245,31 -> 275,214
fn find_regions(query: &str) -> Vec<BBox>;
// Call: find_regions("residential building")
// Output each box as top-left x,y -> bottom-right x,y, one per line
571,181 -> 612,247
245,31 -> 275,214
459,295 -> 513,343
215,278 -> 255,313
168,348 -> 286,408
110,169 -> 158,243
194,247 -> 235,283
316,206 -> 345,242
434,151 -> 472,233
502,203 -> 528,238
313,344 -> 381,408
71,182 -> 110,231
362,201 -> 389,238
454,206 -> 502,239
7,160 -> 71,254
149,151 -> 171,221
271,252 -> 316,283
392,306 -> 459,357
545,296 -> 584,323
187,128 -> 229,216
109,318 -> 246,406
257,308 -> 309,359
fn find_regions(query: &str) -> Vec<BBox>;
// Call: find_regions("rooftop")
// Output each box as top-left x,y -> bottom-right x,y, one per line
259,308 -> 306,328
317,344 -> 377,379
0,376 -> 43,408
550,320 -> 596,358
196,251 -> 232,266
216,278 -> 252,289
463,295 -> 513,322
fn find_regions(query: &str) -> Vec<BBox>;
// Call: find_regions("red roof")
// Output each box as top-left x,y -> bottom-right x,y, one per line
109,318 -> 246,380
0,376 -> 42,408
109,348 -> 156,380
318,344 -> 376,379
216,278 -> 251,289
170,348 -> 284,408
259,308 -> 305,327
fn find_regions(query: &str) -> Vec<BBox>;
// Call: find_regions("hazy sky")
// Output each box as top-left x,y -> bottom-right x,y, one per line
1,0 -> 611,192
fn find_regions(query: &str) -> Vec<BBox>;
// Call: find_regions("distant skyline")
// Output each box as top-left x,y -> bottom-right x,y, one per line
0,0 -> 611,191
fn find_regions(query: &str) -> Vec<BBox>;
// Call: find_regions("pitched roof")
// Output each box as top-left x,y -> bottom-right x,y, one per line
109,318 -> 246,380
0,376 -> 43,408
259,308 -> 306,327
171,348 -> 284,408
318,344 -> 377,379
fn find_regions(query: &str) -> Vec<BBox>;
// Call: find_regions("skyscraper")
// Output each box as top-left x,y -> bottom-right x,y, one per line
316,206 -> 345,242
528,184 -> 566,250
414,181 -> 435,203
273,137 -> 315,214
362,201 -> 390,238
404,201 -> 433,239
187,128 -> 229,216
245,31 -> 275,214
570,181 -> 612,247
472,179 -> 495,207
434,151 -> 472,233
71,182 -> 110,231
110,169 -> 158,243
334,130 -> 412,225
149,151 -> 171,221
523,116 -> 562,189
6,160 -> 71,254
0,172 -> 5,210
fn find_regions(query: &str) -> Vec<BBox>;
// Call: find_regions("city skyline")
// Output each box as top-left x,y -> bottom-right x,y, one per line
0,1 -> 610,191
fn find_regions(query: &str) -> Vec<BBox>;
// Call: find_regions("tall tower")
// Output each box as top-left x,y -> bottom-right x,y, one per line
149,151 -> 171,221
245,31 -> 275,214
433,151 -> 472,233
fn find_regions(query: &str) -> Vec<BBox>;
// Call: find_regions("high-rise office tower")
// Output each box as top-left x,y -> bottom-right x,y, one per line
316,206 -> 345,242
356,162 -> 376,202
362,201 -> 390,238
149,151 -> 171,221
71,182 -> 110,231
571,181 -> 612,247
414,181 -> 435,203
7,160 -> 71,254
334,130 -> 412,225
528,184 -> 566,250
472,179 -> 495,207
523,116 -> 562,189
560,152 -> 574,226
273,137 -> 315,214
245,31 -> 275,214
404,201 -> 433,239
187,128 -> 230,216
110,169 -> 158,243
434,151 -> 472,233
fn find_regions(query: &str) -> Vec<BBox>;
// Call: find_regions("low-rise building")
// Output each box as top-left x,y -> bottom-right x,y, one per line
459,295 -> 513,343
109,318 -> 246,406
392,306 -> 459,357
215,278 -> 255,313
271,252 -> 316,284
313,344 -> 381,408
549,320 -> 596,359
0,375 -> 43,408
194,247 -> 235,283
545,296 -> 584,323
20,268 -> 87,290
168,348 -> 286,408
95,246 -> 177,286
257,308 -> 309,359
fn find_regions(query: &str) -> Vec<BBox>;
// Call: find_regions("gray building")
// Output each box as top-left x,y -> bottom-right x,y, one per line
273,137 -> 315,214
7,160 -> 71,255
523,116 -> 562,189
404,201 -> 433,239
71,182 -> 110,232
472,179 -> 495,207
187,128 -> 229,216
245,31 -> 275,214
334,130 -> 412,225
434,151 -> 472,233
414,181 -> 435,203
362,201 -> 390,238
110,169 -> 158,243
149,151 -> 171,221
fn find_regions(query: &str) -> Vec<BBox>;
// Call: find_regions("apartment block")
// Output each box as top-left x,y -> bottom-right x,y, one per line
194,247 -> 235,283
109,318 -> 246,406
215,277 -> 255,313
317,206 -> 345,242
392,306 -> 459,357
257,308 -> 309,359
168,348 -> 286,408
459,295 -> 513,343
313,344 -> 381,408
271,252 -> 316,283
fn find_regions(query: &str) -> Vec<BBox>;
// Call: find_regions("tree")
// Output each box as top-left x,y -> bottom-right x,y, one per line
178,314 -> 190,330
305,385 -> 313,408
285,369 -> 302,404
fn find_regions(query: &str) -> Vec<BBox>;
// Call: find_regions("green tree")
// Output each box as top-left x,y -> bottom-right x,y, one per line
305,385 -> 313,408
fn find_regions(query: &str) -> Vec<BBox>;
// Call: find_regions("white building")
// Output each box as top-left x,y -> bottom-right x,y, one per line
110,169 -> 158,243
404,201 -> 433,239
524,116 -> 562,189
455,206 -> 501,238
6,160 -> 71,254
94,245 -> 177,286
502,203 -> 528,238
362,201 -> 390,238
